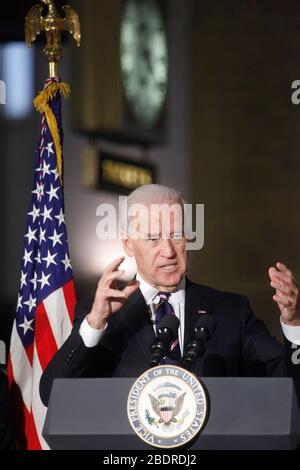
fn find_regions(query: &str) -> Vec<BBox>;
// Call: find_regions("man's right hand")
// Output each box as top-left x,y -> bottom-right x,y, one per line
86,257 -> 140,330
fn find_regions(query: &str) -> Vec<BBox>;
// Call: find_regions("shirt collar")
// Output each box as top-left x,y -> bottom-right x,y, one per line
136,272 -> 186,306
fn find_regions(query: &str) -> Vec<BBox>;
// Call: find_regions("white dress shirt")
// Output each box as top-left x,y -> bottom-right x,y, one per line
136,274 -> 186,354
280,318 -> 300,345
79,275 -> 300,348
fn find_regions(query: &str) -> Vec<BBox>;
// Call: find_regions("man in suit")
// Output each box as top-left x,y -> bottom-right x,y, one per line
40,184 -> 300,406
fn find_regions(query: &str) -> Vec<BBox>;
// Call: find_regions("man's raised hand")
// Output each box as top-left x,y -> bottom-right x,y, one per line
87,257 -> 140,330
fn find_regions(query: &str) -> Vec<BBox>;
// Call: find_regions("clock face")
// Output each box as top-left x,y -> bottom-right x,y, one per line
120,0 -> 169,129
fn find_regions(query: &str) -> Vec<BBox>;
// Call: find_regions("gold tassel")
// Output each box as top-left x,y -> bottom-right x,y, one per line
34,82 -> 71,185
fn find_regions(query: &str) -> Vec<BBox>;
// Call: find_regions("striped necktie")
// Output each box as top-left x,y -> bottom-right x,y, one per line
155,292 -> 181,363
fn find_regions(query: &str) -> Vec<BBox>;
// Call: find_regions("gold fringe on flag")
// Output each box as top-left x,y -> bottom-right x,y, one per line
34,82 -> 71,185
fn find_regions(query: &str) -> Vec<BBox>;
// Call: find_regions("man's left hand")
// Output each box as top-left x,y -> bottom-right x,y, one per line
269,262 -> 300,326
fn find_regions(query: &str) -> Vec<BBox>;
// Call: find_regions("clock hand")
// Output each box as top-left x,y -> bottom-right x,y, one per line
143,48 -> 153,75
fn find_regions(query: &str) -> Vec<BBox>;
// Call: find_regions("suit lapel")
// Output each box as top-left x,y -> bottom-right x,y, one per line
124,288 -> 156,363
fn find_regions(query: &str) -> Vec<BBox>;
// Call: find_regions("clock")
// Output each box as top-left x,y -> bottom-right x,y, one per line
120,0 -> 169,130
71,0 -> 169,145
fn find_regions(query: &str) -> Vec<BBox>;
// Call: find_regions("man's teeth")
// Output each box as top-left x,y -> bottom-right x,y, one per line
161,265 -> 176,270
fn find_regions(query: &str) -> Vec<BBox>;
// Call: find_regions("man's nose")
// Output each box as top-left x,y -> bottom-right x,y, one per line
160,239 -> 176,257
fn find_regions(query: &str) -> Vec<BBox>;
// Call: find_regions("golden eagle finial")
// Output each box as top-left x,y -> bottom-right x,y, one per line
25,0 -> 81,77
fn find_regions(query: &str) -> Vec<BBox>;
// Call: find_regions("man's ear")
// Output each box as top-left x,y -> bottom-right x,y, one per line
122,235 -> 134,257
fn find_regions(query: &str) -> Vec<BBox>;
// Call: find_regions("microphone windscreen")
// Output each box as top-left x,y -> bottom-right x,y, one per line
158,313 -> 180,336
195,314 -> 217,337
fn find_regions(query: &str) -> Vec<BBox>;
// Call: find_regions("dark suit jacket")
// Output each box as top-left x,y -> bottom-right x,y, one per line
0,371 -> 15,450
40,279 -> 300,406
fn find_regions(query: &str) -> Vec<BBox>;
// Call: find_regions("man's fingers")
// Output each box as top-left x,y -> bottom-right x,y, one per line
273,288 -> 294,305
270,280 -> 295,296
273,294 -> 292,308
97,280 -> 139,301
276,262 -> 292,276
98,257 -> 126,288
268,267 -> 281,282
97,288 -> 127,299
103,257 -> 125,275
270,273 -> 298,291
269,269 -> 292,285
269,271 -> 297,294
100,270 -> 125,287
269,263 -> 296,284
269,263 -> 300,323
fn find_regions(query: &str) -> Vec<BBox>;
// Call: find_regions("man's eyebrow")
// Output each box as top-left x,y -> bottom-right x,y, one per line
146,233 -> 160,237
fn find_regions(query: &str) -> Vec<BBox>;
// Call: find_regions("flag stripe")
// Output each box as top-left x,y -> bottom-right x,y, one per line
35,302 -> 59,371
9,324 -> 32,411
24,404 -> 43,450
43,288 -> 73,349
8,355 -> 41,450
63,280 -> 76,323
26,342 -> 34,368
31,343 -> 49,450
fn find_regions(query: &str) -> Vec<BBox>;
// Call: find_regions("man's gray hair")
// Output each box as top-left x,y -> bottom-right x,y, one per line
120,184 -> 185,231
127,184 -> 185,207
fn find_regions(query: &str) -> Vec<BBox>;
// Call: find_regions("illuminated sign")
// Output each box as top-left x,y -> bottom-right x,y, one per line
81,147 -> 156,195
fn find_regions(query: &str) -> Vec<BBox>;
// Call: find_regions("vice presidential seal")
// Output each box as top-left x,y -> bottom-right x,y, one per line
127,365 -> 208,449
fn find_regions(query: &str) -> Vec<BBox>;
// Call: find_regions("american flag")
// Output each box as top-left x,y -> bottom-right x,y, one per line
8,78 -> 76,450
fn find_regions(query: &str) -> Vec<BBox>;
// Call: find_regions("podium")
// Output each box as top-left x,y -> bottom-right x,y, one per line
43,377 -> 300,450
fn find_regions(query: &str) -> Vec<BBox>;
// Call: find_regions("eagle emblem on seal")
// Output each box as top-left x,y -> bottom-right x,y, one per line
148,391 -> 186,424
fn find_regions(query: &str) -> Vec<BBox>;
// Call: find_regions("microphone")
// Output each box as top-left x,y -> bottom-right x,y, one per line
181,314 -> 217,371
150,313 -> 180,367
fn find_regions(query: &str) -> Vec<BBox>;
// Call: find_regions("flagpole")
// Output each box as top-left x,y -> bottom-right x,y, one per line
24,0 -> 81,185
8,0 -> 81,450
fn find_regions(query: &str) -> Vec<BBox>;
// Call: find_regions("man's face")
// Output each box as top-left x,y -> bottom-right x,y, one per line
122,201 -> 188,291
